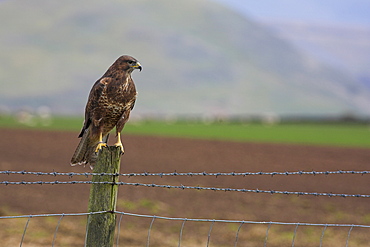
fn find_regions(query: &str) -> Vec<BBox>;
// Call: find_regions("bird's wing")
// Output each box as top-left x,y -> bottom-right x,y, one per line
78,77 -> 112,137
130,97 -> 136,111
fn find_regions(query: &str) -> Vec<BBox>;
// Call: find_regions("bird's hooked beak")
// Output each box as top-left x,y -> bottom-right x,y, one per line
133,62 -> 142,72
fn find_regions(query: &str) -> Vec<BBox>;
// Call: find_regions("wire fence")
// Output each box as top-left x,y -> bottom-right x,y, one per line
1,169 -> 370,246
1,210 -> 369,247
1,169 -> 370,198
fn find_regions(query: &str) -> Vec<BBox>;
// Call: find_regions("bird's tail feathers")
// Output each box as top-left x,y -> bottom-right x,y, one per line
71,128 -> 93,166
70,128 -> 109,168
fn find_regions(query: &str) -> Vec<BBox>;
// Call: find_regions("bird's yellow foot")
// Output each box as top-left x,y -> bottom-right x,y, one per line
95,142 -> 107,153
114,132 -> 124,154
114,141 -> 124,154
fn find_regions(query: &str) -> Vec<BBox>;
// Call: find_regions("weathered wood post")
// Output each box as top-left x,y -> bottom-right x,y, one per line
85,146 -> 122,247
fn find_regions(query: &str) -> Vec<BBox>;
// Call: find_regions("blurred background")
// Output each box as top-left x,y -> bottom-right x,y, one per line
1,0 -> 370,121
1,2 -> 370,245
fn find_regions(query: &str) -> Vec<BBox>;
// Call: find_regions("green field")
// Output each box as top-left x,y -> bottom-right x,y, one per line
1,115 -> 369,148
126,121 -> 370,148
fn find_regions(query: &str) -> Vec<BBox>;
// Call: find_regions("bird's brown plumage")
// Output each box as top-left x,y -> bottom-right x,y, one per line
71,55 -> 141,166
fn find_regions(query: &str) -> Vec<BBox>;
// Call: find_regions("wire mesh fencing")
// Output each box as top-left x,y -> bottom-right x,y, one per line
1,211 -> 369,247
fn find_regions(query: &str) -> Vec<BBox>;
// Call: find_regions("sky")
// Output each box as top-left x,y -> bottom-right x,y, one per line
212,0 -> 370,26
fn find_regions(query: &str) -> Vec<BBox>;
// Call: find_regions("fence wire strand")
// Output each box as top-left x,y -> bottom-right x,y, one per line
146,216 -> 156,247
2,211 -> 369,228
206,220 -> 215,247
319,225 -> 328,247
1,169 -> 369,177
234,221 -> 245,247
116,214 -> 124,247
264,222 -> 272,247
20,216 -> 31,247
346,225 -> 354,247
52,214 -> 64,247
2,180 -> 369,198
292,223 -> 299,247
178,219 -> 187,247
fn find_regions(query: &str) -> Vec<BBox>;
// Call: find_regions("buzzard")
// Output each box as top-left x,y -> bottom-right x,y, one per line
71,55 -> 142,166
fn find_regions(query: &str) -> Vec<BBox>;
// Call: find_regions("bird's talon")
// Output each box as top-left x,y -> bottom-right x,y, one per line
114,142 -> 124,154
95,142 -> 107,153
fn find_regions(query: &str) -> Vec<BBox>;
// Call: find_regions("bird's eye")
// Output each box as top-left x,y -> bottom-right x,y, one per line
127,60 -> 134,65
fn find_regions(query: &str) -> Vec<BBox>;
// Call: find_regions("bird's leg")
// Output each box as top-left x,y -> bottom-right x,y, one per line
114,132 -> 124,154
95,132 -> 107,153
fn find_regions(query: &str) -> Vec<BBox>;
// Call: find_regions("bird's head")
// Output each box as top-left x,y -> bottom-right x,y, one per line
116,55 -> 142,73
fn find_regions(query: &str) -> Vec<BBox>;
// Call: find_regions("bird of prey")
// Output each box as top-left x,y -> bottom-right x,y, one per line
71,55 -> 142,166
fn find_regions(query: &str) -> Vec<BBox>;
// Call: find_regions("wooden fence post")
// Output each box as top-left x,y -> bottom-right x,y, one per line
85,146 -> 122,247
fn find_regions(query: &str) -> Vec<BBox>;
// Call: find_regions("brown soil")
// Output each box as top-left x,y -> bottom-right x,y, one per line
0,128 -> 369,246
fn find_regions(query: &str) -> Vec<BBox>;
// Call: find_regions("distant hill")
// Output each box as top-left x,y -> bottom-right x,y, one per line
266,22 -> 370,88
0,0 -> 369,117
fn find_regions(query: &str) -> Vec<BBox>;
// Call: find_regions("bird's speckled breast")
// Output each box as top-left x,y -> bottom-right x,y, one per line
99,82 -> 136,134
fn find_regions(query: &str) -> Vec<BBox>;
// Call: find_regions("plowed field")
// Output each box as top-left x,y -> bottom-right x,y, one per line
0,128 -> 369,246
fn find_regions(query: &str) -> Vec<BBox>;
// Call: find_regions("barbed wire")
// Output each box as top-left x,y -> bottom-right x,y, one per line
1,169 -> 370,177
1,180 -> 369,198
